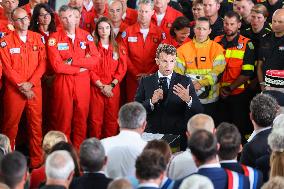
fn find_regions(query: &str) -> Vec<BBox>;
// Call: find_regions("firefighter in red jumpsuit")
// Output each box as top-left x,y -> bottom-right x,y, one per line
122,0 -> 164,102
89,17 -> 127,139
0,7 -> 46,168
47,5 -> 100,150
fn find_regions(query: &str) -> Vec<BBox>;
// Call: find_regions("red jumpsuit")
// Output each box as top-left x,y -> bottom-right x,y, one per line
123,8 -> 138,26
0,18 -> 15,38
89,42 -> 127,139
90,6 -> 109,32
162,36 -> 190,48
115,21 -> 129,43
122,22 -> 164,102
47,28 -> 100,150
0,31 -> 46,168
151,6 -> 183,38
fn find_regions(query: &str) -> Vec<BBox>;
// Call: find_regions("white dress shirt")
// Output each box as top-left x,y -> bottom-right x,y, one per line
101,130 -> 147,179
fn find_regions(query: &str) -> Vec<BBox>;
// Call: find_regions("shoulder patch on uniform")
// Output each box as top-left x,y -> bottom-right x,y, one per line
121,31 -> 126,38
162,32 -> 166,40
41,36 -> 45,44
1,41 -> 7,48
0,32 -> 5,39
248,42 -> 254,50
87,34 -> 94,41
48,38 -> 56,46
237,43 -> 244,49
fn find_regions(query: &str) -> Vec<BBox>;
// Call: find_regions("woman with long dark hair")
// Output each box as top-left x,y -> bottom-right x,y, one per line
88,17 -> 127,139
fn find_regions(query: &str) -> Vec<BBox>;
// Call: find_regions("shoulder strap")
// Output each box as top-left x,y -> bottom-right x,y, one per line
161,178 -> 172,189
225,169 -> 244,189
241,164 -> 259,189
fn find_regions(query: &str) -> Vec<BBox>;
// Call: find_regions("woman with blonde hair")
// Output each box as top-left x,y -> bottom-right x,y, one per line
88,16 -> 127,139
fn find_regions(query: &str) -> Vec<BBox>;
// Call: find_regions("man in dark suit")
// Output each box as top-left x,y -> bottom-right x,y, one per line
240,94 -> 279,168
173,130 -> 250,189
135,44 -> 203,136
135,150 -> 167,189
70,138 -> 112,189
216,122 -> 263,188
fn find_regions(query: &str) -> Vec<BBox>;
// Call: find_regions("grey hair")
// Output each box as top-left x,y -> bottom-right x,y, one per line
118,102 -> 146,129
273,114 -> 284,130
179,174 -> 214,189
250,94 -> 278,127
80,138 -> 106,172
268,127 -> 284,152
138,0 -> 154,10
58,5 -> 72,15
0,134 -> 11,155
187,113 -> 215,133
45,150 -> 75,180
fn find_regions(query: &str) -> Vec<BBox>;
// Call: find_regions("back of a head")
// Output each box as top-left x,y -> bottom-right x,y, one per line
135,150 -> 167,180
216,122 -> 241,160
187,114 -> 215,134
188,130 -> 217,164
45,150 -> 75,180
119,102 -> 146,129
273,114 -> 284,130
107,179 -> 133,189
179,174 -> 214,189
0,151 -> 27,189
250,94 -> 278,127
0,183 -> 10,189
268,127 -> 284,152
80,138 -> 106,172
261,176 -> 284,189
42,131 -> 67,155
143,140 -> 172,164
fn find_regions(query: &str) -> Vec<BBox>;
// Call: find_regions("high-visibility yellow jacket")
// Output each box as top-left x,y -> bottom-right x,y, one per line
175,38 -> 226,104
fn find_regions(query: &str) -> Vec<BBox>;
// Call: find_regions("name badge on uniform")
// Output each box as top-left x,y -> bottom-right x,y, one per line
57,43 -> 69,51
9,47 -> 20,54
128,37 -> 137,42
80,42 -> 86,49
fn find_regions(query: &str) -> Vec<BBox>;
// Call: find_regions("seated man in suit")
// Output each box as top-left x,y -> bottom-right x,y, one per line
135,44 -> 203,136
173,130 -> 250,189
70,138 -> 112,189
240,93 -> 279,168
216,122 -> 263,188
135,150 -> 167,189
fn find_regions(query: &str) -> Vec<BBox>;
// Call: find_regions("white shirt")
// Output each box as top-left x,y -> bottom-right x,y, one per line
138,183 -> 159,188
113,27 -> 120,37
102,44 -> 109,49
140,28 -> 149,41
101,130 -> 147,179
198,163 -> 221,170
67,34 -> 76,44
19,35 -> 27,43
168,149 -> 198,180
83,0 -> 93,11
156,13 -> 165,26
219,159 -> 238,163
247,127 -> 272,142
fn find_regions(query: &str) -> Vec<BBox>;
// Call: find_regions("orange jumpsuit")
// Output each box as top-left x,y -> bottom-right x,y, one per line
151,6 -> 183,38
122,22 -> 164,102
0,31 -> 46,168
89,42 -> 127,139
47,28 -> 100,150
123,8 -> 138,26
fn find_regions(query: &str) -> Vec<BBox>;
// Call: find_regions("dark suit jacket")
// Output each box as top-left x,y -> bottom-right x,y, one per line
70,173 -> 112,189
221,162 -> 263,188
173,167 -> 250,189
240,128 -> 272,168
135,72 -> 203,134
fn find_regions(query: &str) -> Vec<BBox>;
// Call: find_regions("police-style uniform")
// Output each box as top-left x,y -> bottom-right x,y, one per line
0,31 -> 46,168
47,28 -> 100,150
262,0 -> 284,23
210,16 -> 224,40
121,22 -> 164,102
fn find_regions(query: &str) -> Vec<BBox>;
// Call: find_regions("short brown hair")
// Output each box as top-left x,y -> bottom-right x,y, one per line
251,4 -> 268,18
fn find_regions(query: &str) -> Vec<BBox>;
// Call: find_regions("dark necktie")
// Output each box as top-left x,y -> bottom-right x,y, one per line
159,77 -> 168,99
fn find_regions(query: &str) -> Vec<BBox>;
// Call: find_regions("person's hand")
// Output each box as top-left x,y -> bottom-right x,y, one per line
220,86 -> 231,98
18,82 -> 33,93
173,83 -> 191,103
101,85 -> 113,97
23,90 -> 35,99
151,89 -> 163,104
192,80 -> 202,91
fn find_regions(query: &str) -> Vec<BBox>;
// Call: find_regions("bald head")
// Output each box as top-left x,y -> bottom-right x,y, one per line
272,8 -> 284,37
187,114 -> 215,134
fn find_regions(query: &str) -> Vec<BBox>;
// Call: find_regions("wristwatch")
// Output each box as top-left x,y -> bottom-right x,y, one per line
110,82 -> 116,88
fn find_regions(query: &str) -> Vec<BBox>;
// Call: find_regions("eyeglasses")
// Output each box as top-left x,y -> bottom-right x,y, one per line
39,13 -> 51,18
13,16 -> 29,22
